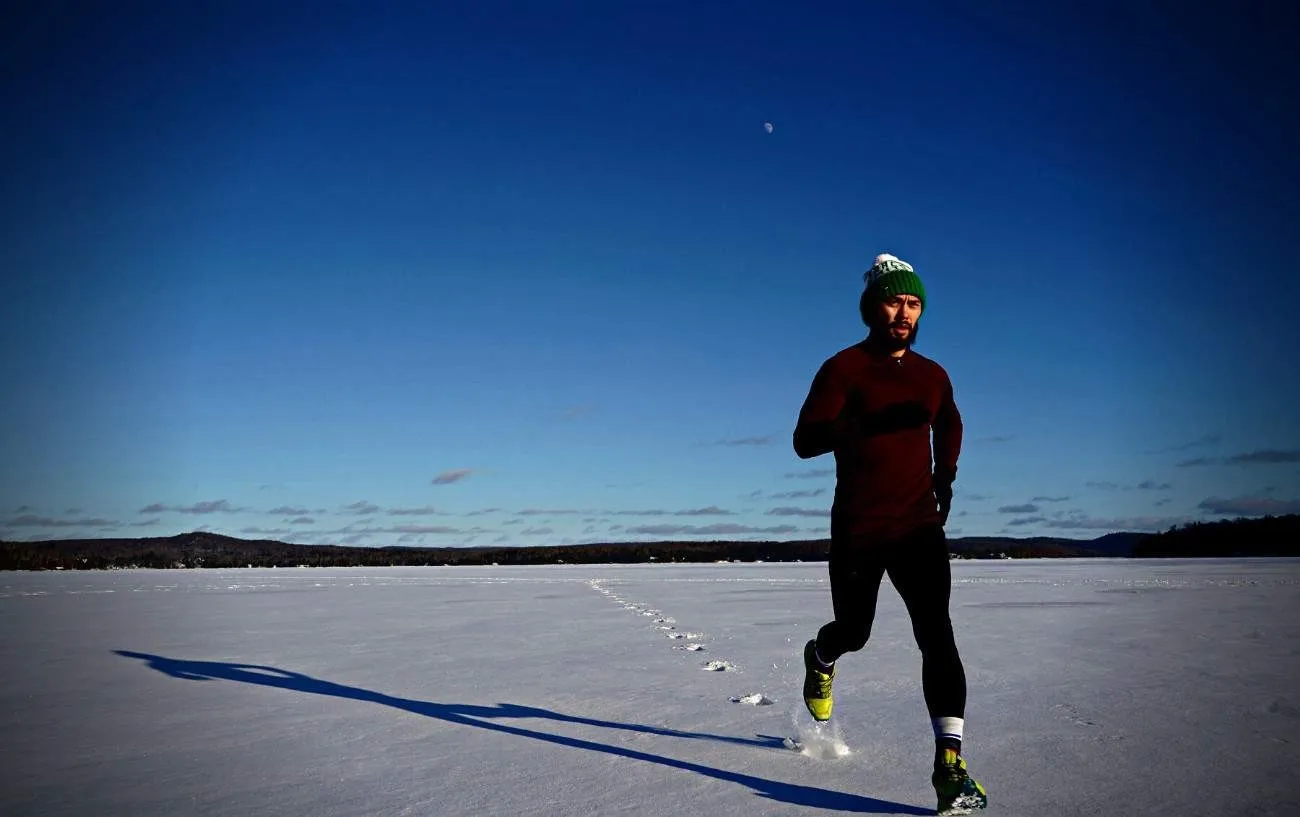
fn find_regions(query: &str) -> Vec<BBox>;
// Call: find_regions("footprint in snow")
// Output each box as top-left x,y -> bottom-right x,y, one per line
1052,703 -> 1098,727
673,644 -> 706,652
730,693 -> 773,706
702,660 -> 736,672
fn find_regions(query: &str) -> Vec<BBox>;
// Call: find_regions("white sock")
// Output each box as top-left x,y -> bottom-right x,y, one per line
933,716 -> 964,744
814,645 -> 833,668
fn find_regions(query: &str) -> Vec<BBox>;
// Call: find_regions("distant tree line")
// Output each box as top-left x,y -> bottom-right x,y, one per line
1,515 -> 1295,570
0,532 -> 835,571
1130,514 -> 1300,557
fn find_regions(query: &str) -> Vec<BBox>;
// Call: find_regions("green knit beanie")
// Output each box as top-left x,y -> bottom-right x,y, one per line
863,253 -> 926,310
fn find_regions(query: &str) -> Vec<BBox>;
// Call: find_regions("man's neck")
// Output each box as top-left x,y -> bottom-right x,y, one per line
864,333 -> 909,359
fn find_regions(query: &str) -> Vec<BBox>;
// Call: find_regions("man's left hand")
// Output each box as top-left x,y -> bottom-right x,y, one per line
934,479 -> 953,526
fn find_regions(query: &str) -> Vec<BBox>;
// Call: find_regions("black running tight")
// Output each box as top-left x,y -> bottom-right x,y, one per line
814,523 -> 967,719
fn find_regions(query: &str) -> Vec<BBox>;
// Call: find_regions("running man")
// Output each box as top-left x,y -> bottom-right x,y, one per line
792,253 -> 987,815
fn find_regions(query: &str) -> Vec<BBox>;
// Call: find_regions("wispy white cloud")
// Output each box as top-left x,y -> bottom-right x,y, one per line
765,507 -> 829,517
767,488 -> 826,499
286,523 -> 476,543
1198,495 -> 1300,516
1179,449 -> 1300,467
622,523 -> 798,536
1007,516 -> 1047,526
1085,480 -> 1172,491
715,435 -> 776,446
387,506 -> 439,516
138,500 -> 244,515
673,506 -> 735,516
2,514 -> 119,528
1045,515 -> 1185,532
784,468 -> 834,479
1144,432 -> 1221,454
1004,509 -> 1188,532
432,468 -> 476,485
267,505 -> 312,516
387,524 -> 463,534
1084,481 -> 1120,491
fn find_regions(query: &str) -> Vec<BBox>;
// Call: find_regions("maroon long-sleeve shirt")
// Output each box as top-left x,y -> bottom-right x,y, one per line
793,341 -> 963,543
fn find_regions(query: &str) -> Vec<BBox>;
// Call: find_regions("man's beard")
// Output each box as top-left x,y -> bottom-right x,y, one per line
870,318 -> 919,352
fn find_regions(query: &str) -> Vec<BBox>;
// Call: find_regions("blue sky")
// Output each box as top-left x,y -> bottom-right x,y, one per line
3,1 -> 1298,547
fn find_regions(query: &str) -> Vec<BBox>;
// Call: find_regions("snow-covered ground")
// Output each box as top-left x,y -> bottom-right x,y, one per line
1,558 -> 1297,816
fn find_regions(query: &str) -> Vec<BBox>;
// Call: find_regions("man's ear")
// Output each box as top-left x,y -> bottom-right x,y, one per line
858,290 -> 876,328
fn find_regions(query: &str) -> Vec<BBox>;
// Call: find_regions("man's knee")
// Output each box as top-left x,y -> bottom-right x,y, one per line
820,620 -> 872,655
841,628 -> 871,653
912,617 -> 957,656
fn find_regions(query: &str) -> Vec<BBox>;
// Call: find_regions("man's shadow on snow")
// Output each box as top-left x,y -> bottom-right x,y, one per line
115,651 -> 931,815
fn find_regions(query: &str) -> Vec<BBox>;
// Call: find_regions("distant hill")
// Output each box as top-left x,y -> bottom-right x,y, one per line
2,516 -> 1294,570
946,531 -> 1147,559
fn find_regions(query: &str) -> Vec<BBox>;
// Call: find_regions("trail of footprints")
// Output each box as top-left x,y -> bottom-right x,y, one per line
587,580 -> 772,706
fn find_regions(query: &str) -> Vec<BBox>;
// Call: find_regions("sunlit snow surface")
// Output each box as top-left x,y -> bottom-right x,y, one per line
2,558 -> 1298,816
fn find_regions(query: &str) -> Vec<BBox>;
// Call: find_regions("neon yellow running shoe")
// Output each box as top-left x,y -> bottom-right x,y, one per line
802,639 -> 834,721
932,748 -> 988,815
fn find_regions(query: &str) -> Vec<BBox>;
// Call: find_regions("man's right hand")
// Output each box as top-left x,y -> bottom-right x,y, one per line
803,396 -> 933,456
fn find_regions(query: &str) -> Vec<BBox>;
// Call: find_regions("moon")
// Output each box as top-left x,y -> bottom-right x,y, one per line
763,121 -> 774,134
